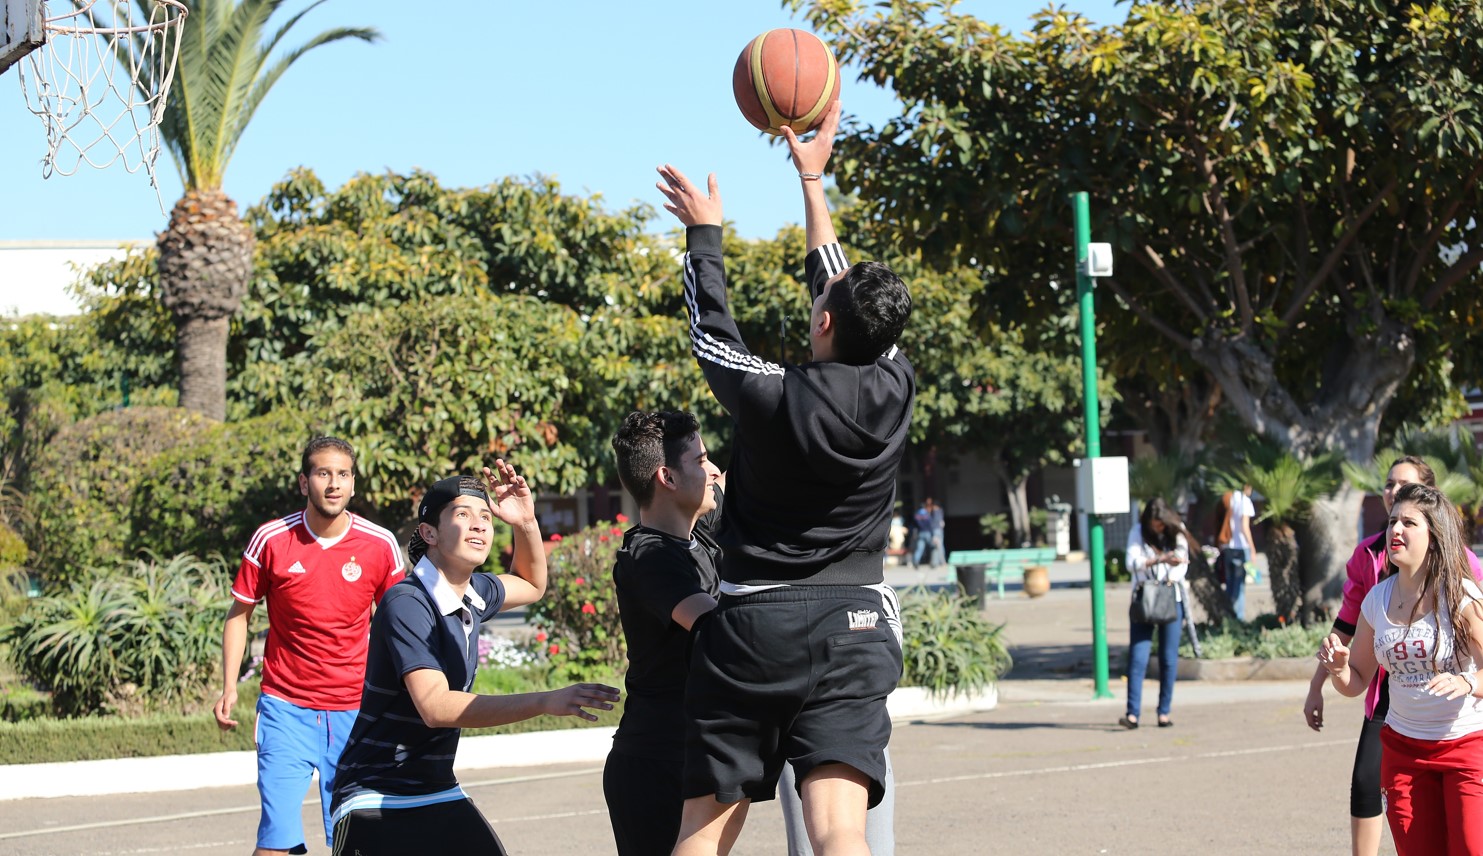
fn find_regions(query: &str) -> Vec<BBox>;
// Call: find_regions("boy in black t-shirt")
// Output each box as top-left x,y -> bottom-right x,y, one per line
604,410 -> 722,855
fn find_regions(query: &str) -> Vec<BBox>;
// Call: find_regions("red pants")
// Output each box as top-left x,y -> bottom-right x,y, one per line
1380,726 -> 1483,855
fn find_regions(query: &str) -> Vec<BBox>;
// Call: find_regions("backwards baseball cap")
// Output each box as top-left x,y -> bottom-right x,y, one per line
418,475 -> 489,523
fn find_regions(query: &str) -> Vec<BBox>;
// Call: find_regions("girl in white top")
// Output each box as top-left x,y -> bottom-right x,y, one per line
1319,482 -> 1483,855
1120,497 -> 1189,729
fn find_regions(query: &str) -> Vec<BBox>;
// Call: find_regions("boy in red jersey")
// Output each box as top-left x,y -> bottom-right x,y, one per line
213,436 -> 405,856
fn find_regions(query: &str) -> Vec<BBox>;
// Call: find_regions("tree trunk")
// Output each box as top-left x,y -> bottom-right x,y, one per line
1295,484 -> 1363,626
1268,524 -> 1301,624
1006,475 -> 1031,547
156,187 -> 255,422
1181,534 -> 1236,627
175,316 -> 230,421
1192,324 -> 1407,622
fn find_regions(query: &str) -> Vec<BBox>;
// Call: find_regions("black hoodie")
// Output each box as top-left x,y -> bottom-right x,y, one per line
681,225 -> 914,585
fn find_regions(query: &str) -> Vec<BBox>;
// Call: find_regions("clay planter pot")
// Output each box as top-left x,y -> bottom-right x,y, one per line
1023,565 -> 1051,598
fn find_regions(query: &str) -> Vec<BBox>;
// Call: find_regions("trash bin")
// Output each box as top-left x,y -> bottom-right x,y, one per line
956,564 -> 987,607
1046,497 -> 1072,557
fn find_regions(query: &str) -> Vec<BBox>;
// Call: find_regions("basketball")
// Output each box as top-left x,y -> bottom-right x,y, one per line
732,29 -> 840,136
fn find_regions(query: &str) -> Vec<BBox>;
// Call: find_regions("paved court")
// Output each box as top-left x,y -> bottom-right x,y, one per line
0,573 -> 1391,854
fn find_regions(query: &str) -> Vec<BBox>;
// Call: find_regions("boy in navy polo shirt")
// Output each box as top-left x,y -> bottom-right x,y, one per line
331,460 -> 619,853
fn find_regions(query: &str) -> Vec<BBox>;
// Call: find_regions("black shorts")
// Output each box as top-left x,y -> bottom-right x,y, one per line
682,585 -> 903,808
332,798 -> 506,855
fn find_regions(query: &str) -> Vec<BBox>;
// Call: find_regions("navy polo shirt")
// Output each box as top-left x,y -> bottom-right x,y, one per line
331,556 -> 505,818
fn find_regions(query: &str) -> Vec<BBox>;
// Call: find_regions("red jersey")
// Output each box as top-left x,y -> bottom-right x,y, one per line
234,511 -> 405,710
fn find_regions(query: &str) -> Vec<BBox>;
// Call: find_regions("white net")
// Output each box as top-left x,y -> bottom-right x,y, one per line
17,0 -> 186,197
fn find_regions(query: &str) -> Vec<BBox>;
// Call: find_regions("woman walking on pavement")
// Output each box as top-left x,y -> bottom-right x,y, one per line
1304,456 -> 1482,856
1120,498 -> 1187,729
1319,482 -> 1483,855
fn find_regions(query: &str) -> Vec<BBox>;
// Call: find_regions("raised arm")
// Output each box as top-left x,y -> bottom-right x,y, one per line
483,459 -> 547,609
656,164 -> 784,421
781,101 -> 841,254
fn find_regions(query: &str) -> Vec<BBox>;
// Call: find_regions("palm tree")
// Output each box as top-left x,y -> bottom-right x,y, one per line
128,0 -> 379,419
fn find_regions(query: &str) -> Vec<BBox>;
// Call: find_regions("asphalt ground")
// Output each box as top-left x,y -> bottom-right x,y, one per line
0,566 -> 1391,854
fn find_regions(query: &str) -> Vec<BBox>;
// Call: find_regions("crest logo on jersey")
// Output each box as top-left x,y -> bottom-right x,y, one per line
848,609 -> 879,630
342,557 -> 362,582
285,561 -> 307,575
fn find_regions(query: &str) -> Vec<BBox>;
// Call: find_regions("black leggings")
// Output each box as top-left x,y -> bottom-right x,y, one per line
1349,683 -> 1390,819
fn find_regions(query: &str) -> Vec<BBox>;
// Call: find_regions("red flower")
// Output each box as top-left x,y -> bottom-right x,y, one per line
598,534 -> 609,542
549,643 -> 560,655
615,513 -> 629,523
550,533 -> 564,542
610,527 -> 623,536
535,631 -> 547,643
581,603 -> 596,614
575,576 -> 586,586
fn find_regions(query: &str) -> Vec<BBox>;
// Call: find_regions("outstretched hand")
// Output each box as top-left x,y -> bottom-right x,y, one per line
482,459 -> 536,529
545,683 -> 621,721
780,100 -> 841,177
656,164 -> 722,227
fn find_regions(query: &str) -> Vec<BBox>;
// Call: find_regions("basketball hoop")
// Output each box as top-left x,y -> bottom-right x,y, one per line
17,0 -> 186,200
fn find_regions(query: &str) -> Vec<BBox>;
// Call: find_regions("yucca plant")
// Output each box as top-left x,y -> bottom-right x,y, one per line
1343,425 -> 1483,509
1213,452 -> 1342,624
2,554 -> 232,716
899,590 -> 1012,698
1128,452 -> 1202,508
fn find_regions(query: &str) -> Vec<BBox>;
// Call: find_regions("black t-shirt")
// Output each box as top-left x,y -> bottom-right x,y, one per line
610,489 -> 722,757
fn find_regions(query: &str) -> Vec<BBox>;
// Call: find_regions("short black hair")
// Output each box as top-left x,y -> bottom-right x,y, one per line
612,411 -> 700,508
301,436 -> 356,476
824,261 -> 912,365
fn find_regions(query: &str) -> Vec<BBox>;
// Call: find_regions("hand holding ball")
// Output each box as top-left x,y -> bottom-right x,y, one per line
732,29 -> 840,136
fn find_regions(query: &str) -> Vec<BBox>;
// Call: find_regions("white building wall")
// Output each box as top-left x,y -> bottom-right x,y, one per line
0,240 -> 147,317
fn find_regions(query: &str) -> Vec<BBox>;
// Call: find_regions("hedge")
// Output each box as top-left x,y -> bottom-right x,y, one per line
0,681 -> 621,765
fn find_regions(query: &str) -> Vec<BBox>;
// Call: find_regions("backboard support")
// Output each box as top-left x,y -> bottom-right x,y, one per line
0,0 -> 44,76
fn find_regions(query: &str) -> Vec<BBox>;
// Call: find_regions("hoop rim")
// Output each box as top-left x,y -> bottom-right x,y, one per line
44,0 -> 187,37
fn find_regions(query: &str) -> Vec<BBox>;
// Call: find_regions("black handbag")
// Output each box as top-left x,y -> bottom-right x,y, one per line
1130,578 -> 1179,625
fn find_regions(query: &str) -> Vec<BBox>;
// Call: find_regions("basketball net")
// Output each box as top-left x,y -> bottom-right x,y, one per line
17,0 -> 186,204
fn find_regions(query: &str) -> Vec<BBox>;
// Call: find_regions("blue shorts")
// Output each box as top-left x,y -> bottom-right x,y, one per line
254,693 -> 357,853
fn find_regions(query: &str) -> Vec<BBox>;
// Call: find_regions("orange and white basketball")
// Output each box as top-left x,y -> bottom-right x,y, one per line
732,29 -> 840,136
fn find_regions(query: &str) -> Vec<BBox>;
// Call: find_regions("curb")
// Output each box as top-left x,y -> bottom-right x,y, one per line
1146,656 -> 1315,681
0,685 -> 999,801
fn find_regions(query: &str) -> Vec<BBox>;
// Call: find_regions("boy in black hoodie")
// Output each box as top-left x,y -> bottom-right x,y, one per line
657,100 -> 914,856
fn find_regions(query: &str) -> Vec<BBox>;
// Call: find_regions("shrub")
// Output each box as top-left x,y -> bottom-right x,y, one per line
25,407 -> 209,586
899,589 -> 1013,697
129,408 -> 316,565
524,519 -> 628,681
0,682 -> 51,723
2,554 -> 231,716
1181,615 -> 1331,660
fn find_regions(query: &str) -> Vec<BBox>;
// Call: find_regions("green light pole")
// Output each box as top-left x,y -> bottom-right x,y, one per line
1074,191 -> 1113,699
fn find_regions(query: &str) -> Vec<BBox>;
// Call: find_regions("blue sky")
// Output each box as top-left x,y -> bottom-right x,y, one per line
0,0 -> 1121,241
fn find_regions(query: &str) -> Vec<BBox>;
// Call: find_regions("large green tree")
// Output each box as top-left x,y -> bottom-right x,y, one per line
795,0 -> 1483,619
125,0 -> 378,420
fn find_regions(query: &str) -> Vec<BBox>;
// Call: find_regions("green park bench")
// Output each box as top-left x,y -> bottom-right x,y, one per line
948,547 -> 1059,599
